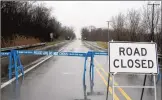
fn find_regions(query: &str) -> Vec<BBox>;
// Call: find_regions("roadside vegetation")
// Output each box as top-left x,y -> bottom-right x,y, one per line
1,1 -> 76,48
81,2 -> 161,53
96,41 -> 108,49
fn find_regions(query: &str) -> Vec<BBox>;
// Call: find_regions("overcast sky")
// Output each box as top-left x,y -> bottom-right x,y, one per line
42,1 -> 159,38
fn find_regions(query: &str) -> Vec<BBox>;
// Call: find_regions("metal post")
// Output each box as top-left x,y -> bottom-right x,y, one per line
83,55 -> 88,100
89,69 -> 93,94
106,73 -> 110,100
112,73 -> 115,100
140,74 -> 147,100
83,56 -> 87,85
106,39 -> 113,100
87,52 -> 103,96
152,4 -> 155,41
106,21 -> 111,42
91,54 -> 94,87
83,83 -> 88,100
13,51 -> 18,80
153,74 -> 157,100
90,54 -> 93,93
107,22 -> 109,42
9,52 -> 12,79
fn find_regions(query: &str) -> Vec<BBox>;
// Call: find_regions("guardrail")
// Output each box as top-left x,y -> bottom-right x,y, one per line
1,43 -> 46,52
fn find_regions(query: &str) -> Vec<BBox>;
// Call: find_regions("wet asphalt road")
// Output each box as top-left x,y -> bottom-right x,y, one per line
1,40 -> 161,100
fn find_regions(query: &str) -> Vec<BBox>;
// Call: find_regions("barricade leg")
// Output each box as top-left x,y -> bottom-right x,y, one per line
89,58 -> 92,74
89,56 -> 93,92
83,84 -> 88,100
18,52 -> 24,76
21,65 -> 24,76
83,56 -> 87,85
87,53 -> 103,96
91,55 -> 94,87
90,55 -> 94,92
8,50 -> 24,81
80,56 -> 90,100
8,52 -> 12,79
87,53 -> 94,95
13,51 -> 19,80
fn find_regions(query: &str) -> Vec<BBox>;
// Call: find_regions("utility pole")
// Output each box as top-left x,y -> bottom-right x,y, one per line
140,3 -> 160,100
106,21 -> 111,100
148,3 -> 160,41
106,21 -> 111,42
89,26 -> 93,41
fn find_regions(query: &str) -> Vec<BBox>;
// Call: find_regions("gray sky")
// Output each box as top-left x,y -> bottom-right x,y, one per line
42,1 -> 156,38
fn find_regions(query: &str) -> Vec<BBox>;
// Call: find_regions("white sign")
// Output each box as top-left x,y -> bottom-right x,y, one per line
109,42 -> 158,73
50,33 -> 53,39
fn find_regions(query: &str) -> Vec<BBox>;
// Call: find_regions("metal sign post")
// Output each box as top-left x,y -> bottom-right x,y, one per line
106,73 -> 111,100
140,74 -> 147,100
106,40 -> 113,100
112,73 -> 115,100
112,73 -> 157,100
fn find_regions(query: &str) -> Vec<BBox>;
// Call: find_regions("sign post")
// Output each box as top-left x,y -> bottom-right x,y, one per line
109,41 -> 158,100
50,33 -> 54,41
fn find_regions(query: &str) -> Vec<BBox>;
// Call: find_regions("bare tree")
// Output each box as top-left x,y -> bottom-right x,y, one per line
1,1 -> 76,46
141,2 -> 161,36
127,9 -> 141,41
111,12 -> 126,41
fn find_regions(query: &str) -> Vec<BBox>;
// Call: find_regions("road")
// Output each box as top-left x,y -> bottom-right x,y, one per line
1,40 -> 161,100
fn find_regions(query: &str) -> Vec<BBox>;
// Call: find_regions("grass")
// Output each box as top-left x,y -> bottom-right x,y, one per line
96,41 -> 108,49
46,40 -> 62,46
46,37 -> 67,46
1,34 -> 40,48
1,34 -> 66,49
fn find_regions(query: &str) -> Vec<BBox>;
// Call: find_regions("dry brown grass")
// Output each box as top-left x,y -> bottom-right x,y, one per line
1,34 -> 40,48
96,41 -> 108,49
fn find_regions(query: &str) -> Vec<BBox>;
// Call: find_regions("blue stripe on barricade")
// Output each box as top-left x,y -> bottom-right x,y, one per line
16,50 -> 87,57
94,52 -> 108,55
17,50 -> 34,55
66,52 -> 86,57
1,50 -> 108,56
0,52 -> 10,56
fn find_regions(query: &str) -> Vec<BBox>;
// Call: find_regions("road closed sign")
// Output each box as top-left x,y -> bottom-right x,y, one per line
109,42 -> 158,73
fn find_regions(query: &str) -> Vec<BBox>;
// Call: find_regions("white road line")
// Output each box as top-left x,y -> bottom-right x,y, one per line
1,45 -> 67,89
62,72 -> 73,75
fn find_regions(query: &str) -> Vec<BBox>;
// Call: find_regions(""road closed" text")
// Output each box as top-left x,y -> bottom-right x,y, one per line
113,47 -> 154,69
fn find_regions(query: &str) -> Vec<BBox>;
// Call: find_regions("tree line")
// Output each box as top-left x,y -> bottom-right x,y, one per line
81,2 -> 161,53
1,1 -> 76,46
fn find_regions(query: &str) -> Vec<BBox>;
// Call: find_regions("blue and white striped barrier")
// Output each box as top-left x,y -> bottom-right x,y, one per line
1,50 -> 108,57
0,49 -> 108,93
